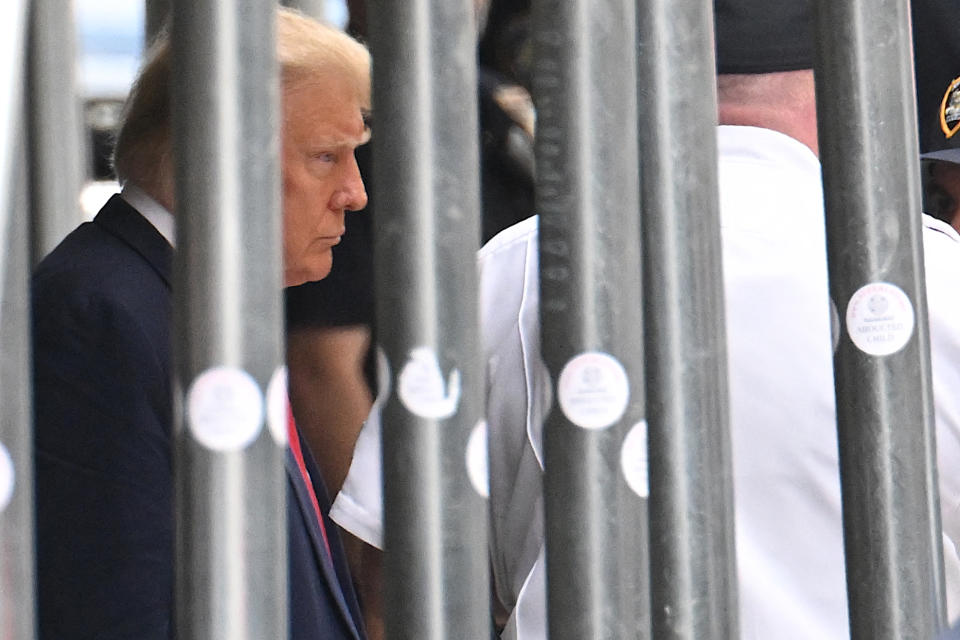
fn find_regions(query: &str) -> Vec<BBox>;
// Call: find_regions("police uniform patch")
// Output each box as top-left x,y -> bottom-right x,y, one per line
941,76 -> 960,139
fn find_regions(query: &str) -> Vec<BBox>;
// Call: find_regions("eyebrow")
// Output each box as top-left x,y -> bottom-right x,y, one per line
311,128 -> 371,149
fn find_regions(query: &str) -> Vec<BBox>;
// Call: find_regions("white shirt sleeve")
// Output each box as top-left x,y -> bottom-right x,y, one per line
330,400 -> 384,550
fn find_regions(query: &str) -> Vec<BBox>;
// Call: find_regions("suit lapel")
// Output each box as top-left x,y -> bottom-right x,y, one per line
94,195 -> 172,288
285,451 -> 363,640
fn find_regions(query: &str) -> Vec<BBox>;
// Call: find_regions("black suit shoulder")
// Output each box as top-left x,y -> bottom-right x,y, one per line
33,201 -> 175,640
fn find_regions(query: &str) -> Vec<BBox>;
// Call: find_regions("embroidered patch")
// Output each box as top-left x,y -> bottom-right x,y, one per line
940,76 -> 960,139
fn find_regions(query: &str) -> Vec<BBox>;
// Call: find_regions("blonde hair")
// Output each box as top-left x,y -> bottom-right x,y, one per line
112,7 -> 371,200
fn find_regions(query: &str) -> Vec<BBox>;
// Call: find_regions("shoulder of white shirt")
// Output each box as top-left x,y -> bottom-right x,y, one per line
478,215 -> 539,262
923,213 -> 960,244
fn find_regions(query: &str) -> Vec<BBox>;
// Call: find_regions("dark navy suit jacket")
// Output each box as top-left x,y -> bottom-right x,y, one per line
33,195 -> 366,640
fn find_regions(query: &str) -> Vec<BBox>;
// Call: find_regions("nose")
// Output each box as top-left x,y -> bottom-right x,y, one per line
336,154 -> 368,212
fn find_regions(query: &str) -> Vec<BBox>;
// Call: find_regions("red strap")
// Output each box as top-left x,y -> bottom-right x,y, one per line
287,404 -> 333,557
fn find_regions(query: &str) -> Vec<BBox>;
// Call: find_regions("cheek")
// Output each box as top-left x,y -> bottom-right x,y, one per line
282,198 -> 311,258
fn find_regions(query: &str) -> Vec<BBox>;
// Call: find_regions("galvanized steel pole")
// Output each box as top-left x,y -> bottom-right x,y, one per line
28,0 -> 84,263
814,0 -> 946,637
367,1 -> 490,638
170,2 -> 286,638
532,1 -> 649,638
635,0 -> 738,638
0,1 -> 35,637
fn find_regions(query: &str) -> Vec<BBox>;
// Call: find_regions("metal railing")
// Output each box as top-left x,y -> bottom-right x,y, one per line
637,0 -> 737,637
0,1 -> 35,637
169,0 -> 287,637
0,0 -> 950,638
366,1 -> 491,637
531,0 -> 649,638
814,0 -> 945,636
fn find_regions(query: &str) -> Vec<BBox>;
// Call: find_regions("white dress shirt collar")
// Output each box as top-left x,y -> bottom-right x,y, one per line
120,183 -> 176,248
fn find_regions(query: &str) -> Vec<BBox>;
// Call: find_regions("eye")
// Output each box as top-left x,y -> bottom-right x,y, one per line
311,151 -> 337,163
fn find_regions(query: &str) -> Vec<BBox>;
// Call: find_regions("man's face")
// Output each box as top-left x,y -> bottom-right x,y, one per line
281,74 -> 369,288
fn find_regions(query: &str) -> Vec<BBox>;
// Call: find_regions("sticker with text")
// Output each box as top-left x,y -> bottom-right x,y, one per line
845,282 -> 915,356
187,366 -> 264,452
557,352 -> 630,430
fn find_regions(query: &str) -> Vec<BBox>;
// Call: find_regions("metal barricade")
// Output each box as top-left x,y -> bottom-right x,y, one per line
169,1 -> 287,637
636,0 -> 738,637
28,0 -> 84,263
0,3 -> 35,637
7,0 -> 955,638
814,0 -> 946,637
530,0 -> 649,638
366,0 -> 491,637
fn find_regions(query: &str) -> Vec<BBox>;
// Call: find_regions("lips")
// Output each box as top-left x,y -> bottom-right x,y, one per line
319,232 -> 344,246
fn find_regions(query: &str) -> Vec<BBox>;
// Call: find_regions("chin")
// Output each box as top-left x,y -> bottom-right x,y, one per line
284,262 -> 333,288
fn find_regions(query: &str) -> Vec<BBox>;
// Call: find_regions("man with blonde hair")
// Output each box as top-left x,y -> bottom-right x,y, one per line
32,8 -> 370,639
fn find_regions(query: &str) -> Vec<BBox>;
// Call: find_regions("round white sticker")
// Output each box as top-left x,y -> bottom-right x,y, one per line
186,366 -> 264,452
0,444 -> 15,512
557,352 -> 630,430
845,282 -> 915,356
397,347 -> 461,419
620,420 -> 649,498
465,420 -> 489,498
265,366 -> 289,446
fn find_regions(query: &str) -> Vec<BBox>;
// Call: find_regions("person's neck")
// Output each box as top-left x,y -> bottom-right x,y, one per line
719,103 -> 819,157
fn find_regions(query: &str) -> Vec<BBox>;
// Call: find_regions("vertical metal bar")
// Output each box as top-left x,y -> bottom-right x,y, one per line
635,0 -> 738,638
367,0 -> 490,638
28,0 -> 84,263
170,2 -> 286,638
145,0 -> 170,45
0,1 -> 35,637
814,0 -> 946,637
280,0 -> 326,20
531,1 -> 649,638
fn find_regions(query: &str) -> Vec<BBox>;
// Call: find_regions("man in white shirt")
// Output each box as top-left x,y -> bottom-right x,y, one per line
331,0 -> 960,637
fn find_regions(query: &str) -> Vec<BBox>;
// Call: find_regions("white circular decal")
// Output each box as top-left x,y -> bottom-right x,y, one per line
620,421 -> 649,498
557,352 -> 630,430
265,366 -> 289,446
0,444 -> 15,512
397,347 -> 461,419
186,367 -> 264,452
466,420 -> 489,498
845,282 -> 915,356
